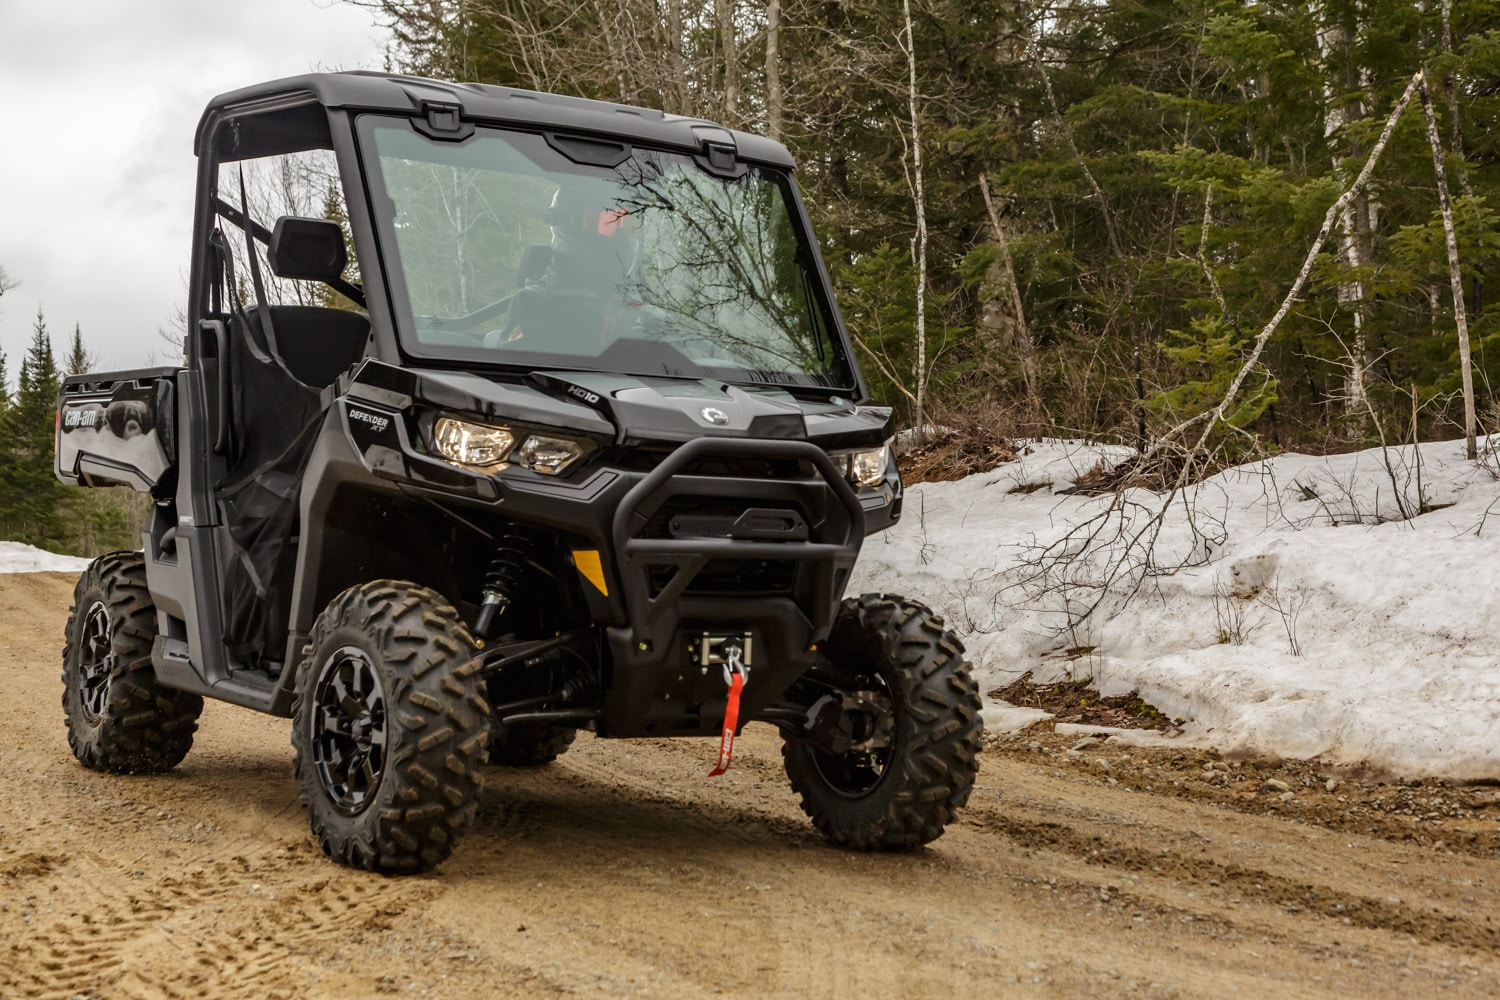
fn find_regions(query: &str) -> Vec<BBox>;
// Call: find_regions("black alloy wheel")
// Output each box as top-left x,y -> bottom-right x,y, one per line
782,594 -> 983,850
292,580 -> 490,873
310,646 -> 388,814
76,601 -> 114,724
805,675 -> 896,798
61,550 -> 203,774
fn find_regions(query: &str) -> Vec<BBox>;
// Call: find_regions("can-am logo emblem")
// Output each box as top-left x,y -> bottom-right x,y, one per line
348,408 -> 391,433
63,407 -> 100,429
701,406 -> 729,425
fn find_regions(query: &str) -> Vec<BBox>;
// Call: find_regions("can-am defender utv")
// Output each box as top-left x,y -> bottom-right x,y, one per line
55,72 -> 982,873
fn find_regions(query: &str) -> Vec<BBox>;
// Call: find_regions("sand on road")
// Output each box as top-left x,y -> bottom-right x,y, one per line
1,571 -> 1498,998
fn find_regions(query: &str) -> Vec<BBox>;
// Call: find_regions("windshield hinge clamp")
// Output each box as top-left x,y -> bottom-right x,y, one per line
416,102 -> 475,142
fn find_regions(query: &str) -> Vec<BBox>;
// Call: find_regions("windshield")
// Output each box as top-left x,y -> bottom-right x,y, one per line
357,116 -> 852,389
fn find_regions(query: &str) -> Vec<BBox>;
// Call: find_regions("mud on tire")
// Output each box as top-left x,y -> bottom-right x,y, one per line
782,594 -> 982,850
292,581 -> 490,874
62,551 -> 204,774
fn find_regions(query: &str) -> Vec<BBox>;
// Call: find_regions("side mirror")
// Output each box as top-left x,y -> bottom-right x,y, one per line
268,216 -> 347,283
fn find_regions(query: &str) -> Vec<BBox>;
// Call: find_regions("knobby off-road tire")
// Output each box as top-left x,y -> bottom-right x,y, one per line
783,594 -> 982,850
292,581 -> 490,874
488,722 -> 576,767
61,551 -> 204,774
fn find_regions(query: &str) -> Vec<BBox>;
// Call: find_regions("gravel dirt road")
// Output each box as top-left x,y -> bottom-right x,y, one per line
2,571 -> 1498,998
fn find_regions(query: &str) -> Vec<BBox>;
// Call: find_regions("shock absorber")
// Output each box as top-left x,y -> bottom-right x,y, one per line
474,525 -> 545,638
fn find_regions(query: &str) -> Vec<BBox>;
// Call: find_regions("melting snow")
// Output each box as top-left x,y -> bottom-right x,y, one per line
850,438 -> 1500,780
0,542 -> 90,575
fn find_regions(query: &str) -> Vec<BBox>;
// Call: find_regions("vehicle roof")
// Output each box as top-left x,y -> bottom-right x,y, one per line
196,71 -> 795,170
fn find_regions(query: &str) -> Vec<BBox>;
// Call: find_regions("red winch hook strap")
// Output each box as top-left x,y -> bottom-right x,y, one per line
709,653 -> 748,777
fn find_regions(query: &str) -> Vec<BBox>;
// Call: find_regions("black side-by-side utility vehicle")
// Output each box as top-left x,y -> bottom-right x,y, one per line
55,72 -> 981,872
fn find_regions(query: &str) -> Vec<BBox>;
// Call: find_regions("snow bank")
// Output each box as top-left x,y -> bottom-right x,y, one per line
0,542 -> 89,575
850,438 -> 1500,781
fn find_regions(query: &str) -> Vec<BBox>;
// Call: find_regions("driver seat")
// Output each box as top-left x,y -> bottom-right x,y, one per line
245,305 -> 369,389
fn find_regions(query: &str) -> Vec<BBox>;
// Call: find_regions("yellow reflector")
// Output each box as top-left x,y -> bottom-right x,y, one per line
572,550 -> 609,596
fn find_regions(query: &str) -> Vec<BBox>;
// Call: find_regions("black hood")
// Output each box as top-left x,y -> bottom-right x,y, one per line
348,361 -> 892,452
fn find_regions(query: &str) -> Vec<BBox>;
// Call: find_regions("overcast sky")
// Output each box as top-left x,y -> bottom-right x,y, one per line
0,0 -> 388,379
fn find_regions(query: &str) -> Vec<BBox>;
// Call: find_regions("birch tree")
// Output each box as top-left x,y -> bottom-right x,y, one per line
1316,4 -> 1375,431
899,0 -> 930,443
765,0 -> 783,140
1418,72 -> 1477,459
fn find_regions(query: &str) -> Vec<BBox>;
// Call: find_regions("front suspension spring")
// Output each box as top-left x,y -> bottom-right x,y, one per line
474,525 -> 546,638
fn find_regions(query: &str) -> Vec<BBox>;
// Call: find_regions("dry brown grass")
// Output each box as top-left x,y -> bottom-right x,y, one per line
897,401 -> 1019,484
991,671 -> 1178,731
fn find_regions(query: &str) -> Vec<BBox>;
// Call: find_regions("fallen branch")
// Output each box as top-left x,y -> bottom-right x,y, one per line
850,330 -> 918,406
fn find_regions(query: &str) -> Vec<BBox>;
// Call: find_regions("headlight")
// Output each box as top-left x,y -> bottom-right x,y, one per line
432,417 -> 515,471
845,444 -> 890,487
518,434 -> 587,475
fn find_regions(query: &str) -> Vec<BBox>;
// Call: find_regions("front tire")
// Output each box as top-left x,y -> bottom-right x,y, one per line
292,581 -> 490,873
782,594 -> 982,850
61,551 -> 203,773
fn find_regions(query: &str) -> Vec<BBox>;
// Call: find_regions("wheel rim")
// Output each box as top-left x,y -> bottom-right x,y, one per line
77,601 -> 113,724
807,671 -> 896,798
311,645 -> 388,815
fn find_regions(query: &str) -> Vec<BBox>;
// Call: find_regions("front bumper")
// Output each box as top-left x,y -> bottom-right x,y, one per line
342,398 -> 900,736
597,437 -> 864,735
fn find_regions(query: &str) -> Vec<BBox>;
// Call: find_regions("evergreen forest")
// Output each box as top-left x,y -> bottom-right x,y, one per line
0,298 -> 144,556
365,0 -> 1500,459
5,0 -> 1500,551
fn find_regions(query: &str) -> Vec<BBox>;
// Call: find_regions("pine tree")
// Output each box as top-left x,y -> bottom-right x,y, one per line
0,306 -> 66,547
65,323 -> 91,376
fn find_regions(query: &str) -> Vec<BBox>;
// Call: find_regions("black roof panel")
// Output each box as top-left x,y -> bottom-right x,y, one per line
196,71 -> 794,169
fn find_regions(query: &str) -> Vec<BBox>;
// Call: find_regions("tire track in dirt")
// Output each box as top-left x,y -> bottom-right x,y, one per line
3,830 -> 441,999
972,806 -> 1499,951
465,731 -> 1499,993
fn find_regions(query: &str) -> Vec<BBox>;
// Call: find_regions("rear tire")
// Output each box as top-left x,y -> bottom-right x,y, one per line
782,594 -> 982,850
488,722 -> 576,767
61,551 -> 203,774
292,581 -> 490,874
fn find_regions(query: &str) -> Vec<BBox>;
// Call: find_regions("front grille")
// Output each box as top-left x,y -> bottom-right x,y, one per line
648,559 -> 796,598
641,497 -> 806,598
642,496 -> 806,540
